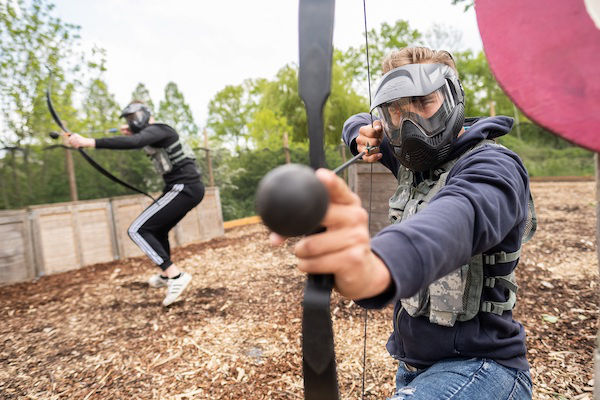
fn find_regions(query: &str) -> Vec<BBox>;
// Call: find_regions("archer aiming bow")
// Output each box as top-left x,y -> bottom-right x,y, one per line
45,73 -> 155,201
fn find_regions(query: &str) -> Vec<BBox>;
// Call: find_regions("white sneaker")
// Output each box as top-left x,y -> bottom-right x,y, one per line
148,274 -> 168,288
162,272 -> 192,307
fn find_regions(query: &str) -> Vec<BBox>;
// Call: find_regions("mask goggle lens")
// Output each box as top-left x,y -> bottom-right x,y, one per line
378,81 -> 455,145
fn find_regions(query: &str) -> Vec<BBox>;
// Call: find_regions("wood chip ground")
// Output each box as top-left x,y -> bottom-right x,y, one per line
0,181 -> 597,399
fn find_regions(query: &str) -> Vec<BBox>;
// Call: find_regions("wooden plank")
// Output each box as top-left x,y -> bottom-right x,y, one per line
75,202 -> 116,265
31,205 -> 79,275
173,188 -> 224,245
0,211 -> 35,284
349,162 -> 398,236
174,205 -> 203,246
110,196 -> 151,259
194,188 -> 224,240
223,216 -> 262,230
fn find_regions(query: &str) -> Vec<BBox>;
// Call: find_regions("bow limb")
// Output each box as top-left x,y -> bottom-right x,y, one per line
45,81 -> 156,201
298,1 -> 340,399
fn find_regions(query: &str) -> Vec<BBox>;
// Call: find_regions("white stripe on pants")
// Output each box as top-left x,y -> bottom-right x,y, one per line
127,184 -> 184,265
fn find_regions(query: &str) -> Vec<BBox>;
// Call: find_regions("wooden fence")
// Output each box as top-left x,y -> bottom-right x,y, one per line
347,162 -> 597,237
0,187 -> 224,285
348,162 -> 398,236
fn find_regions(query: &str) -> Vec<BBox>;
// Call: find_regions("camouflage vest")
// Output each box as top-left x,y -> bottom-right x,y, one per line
143,139 -> 196,175
389,140 -> 537,327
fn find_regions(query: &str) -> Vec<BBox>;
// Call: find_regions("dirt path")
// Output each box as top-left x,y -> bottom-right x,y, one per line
0,181 -> 597,399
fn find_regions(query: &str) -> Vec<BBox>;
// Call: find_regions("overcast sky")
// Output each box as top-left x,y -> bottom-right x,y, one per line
52,0 -> 482,127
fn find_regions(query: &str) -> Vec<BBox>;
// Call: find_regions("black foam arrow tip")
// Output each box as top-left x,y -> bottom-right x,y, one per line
256,163 -> 329,237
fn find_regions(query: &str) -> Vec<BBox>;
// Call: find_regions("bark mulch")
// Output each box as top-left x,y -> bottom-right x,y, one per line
0,181 -> 597,399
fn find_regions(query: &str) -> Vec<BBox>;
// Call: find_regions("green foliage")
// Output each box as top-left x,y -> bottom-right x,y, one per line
215,144 -> 344,220
451,0 -> 474,12
247,109 -> 291,149
130,83 -> 155,113
206,81 -> 253,150
157,82 -> 198,137
0,0 -> 86,208
454,50 -> 515,117
0,0 -> 166,208
338,20 -> 422,89
498,124 -> 594,177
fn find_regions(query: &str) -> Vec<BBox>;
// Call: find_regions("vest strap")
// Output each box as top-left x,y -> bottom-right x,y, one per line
484,248 -> 521,265
484,273 -> 518,294
480,290 -> 517,315
481,272 -> 518,315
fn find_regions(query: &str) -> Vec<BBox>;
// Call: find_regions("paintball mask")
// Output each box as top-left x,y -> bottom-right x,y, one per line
371,63 -> 465,171
120,103 -> 151,133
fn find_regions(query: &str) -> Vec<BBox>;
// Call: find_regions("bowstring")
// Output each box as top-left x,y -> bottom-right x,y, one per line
362,0 -> 373,398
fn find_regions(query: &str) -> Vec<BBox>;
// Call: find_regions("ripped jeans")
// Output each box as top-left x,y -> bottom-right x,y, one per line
389,358 -> 532,400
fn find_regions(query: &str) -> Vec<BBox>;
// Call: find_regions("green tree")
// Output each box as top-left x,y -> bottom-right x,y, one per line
206,81 -> 254,150
454,50 -> 514,118
338,20 -> 422,92
157,81 -> 197,137
247,109 -> 291,150
130,82 -> 155,113
0,0 -> 120,208
253,66 -> 304,144
252,60 -> 367,148
0,0 -> 84,207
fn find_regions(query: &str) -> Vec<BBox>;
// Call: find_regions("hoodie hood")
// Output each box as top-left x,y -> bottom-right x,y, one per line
449,116 -> 514,159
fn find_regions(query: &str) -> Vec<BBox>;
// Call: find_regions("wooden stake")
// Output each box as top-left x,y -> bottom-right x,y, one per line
203,129 -> 214,187
340,145 -> 347,182
283,132 -> 291,164
64,138 -> 78,201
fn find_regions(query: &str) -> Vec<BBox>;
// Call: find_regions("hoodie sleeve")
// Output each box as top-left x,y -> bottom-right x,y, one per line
358,145 -> 530,308
341,113 -> 400,176
95,125 -> 172,149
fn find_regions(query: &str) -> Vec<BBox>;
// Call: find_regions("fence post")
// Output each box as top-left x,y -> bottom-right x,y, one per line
203,129 -> 215,187
489,100 -> 496,117
339,144 -> 348,182
64,140 -> 78,201
283,132 -> 291,164
512,104 -> 522,140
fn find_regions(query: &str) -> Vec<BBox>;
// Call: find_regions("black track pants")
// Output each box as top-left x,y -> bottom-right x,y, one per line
127,182 -> 205,270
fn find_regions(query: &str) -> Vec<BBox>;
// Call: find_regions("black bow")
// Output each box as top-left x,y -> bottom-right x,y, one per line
298,0 -> 340,399
45,78 -> 155,201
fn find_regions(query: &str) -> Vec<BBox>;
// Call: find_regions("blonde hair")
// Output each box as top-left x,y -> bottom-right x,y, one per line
382,47 -> 458,76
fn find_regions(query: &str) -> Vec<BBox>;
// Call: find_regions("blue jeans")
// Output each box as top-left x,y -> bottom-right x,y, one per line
389,358 -> 532,400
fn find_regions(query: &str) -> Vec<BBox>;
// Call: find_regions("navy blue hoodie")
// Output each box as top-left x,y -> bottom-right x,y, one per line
342,113 -> 531,371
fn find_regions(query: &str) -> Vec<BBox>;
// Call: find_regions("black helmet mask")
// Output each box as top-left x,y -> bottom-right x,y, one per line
120,103 -> 151,133
371,63 -> 465,172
